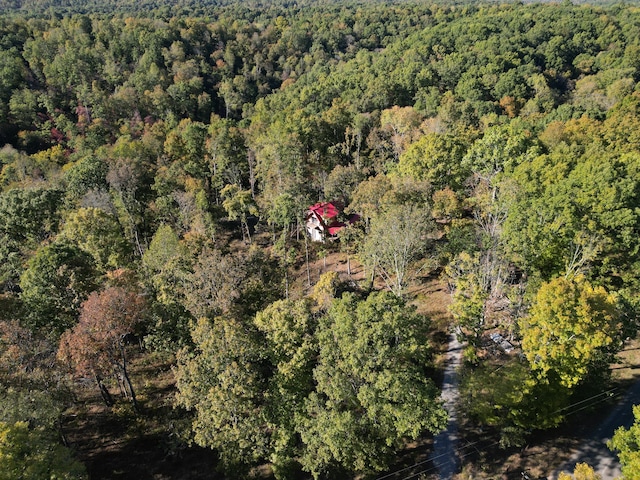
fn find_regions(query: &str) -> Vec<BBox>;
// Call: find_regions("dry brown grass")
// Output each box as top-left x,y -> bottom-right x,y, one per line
611,339 -> 640,383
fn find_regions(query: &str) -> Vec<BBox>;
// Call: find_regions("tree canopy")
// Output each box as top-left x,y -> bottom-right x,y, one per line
2,0 -> 640,476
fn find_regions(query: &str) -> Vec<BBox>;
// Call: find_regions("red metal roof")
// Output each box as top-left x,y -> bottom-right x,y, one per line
307,202 -> 359,238
309,202 -> 340,220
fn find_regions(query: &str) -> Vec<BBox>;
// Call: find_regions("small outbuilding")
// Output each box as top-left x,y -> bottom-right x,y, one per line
305,202 -> 359,242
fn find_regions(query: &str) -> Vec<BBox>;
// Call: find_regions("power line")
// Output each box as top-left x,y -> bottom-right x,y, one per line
564,391 -> 621,418
373,455 -> 432,480
381,439 -> 493,480
553,387 -> 619,416
374,440 -> 483,480
400,438 -> 503,480
382,386 -> 624,480
375,376 -> 624,480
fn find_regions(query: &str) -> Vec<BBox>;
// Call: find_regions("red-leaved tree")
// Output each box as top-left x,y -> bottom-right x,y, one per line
58,287 -> 147,409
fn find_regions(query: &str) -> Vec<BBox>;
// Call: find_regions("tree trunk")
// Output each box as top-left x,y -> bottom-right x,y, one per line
369,265 -> 376,292
96,375 -> 114,407
122,371 -> 138,411
204,175 -> 212,205
284,269 -> 289,299
305,234 -> 311,287
57,418 -> 69,447
133,226 -> 144,257
119,341 -> 138,411
247,151 -> 256,199
117,371 -> 127,398
355,131 -> 362,171
244,220 -> 252,244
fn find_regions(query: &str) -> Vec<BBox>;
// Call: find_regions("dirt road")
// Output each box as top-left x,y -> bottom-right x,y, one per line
430,332 -> 464,479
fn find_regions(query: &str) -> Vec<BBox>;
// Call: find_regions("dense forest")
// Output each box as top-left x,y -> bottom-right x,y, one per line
2,0 -> 640,478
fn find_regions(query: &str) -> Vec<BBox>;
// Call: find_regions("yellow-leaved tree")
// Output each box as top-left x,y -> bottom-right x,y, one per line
558,463 -> 601,480
520,275 -> 620,388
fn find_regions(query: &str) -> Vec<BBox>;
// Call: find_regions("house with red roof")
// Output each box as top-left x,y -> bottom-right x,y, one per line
305,202 -> 359,242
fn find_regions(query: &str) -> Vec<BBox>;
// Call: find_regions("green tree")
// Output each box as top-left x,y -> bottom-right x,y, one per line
502,142 -> 640,284
501,151 -> 578,278
20,241 -> 98,337
105,139 -> 155,257
446,251 -> 490,349
141,224 -> 191,307
0,187 -> 61,245
206,115 -> 248,203
163,118 -> 208,186
221,184 -> 257,243
0,421 -> 86,480
249,114 -> 311,216
0,319 -> 69,426
297,291 -> 446,478
379,105 -> 423,162
0,49 -> 26,128
348,173 -> 392,230
460,358 -> 571,448
265,192 -> 298,238
324,164 -> 365,207
396,132 -> 469,191
175,316 -> 269,476
8,88 -> 39,132
60,207 -> 130,271
609,405 -> 640,480
254,299 -> 316,478
63,155 -> 108,202
461,123 -> 539,180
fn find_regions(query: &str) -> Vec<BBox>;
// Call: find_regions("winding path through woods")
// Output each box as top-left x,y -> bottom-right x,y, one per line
430,332 -> 464,479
